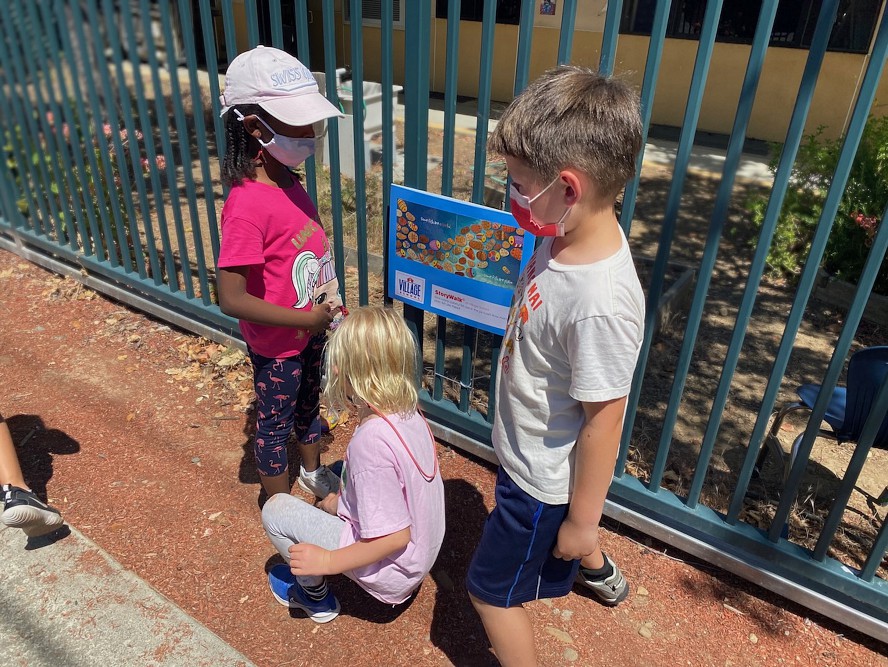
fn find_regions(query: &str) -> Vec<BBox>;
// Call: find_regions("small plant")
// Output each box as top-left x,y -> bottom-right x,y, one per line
4,108 -> 167,272
746,115 -> 888,295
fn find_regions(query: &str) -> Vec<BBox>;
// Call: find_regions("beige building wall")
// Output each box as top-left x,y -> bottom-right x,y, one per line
239,1 -> 887,143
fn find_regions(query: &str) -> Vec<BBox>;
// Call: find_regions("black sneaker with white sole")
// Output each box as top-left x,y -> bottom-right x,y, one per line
575,553 -> 629,606
1,485 -> 64,537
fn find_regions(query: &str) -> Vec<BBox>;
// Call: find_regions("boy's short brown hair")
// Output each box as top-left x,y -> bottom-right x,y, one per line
488,65 -> 642,200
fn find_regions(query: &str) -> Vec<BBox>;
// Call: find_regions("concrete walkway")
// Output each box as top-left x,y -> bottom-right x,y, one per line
407,99 -> 774,184
0,524 -> 256,667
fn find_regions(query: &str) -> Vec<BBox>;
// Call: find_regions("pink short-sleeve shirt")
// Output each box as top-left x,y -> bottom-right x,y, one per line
217,178 -> 336,358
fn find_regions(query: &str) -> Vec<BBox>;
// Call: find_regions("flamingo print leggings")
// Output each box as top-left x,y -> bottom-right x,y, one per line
248,335 -> 325,477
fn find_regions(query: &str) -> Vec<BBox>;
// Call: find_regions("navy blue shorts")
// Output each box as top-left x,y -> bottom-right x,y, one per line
467,467 -> 580,607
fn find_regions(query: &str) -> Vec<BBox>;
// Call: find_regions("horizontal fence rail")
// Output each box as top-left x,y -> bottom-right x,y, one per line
0,0 -> 885,643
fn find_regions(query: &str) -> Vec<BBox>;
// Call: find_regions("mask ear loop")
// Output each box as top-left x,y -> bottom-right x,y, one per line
233,109 -> 266,164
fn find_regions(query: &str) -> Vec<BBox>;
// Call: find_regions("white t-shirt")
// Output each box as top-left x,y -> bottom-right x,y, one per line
492,232 -> 645,504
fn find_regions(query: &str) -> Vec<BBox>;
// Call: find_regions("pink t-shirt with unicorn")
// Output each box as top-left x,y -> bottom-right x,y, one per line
217,178 -> 336,358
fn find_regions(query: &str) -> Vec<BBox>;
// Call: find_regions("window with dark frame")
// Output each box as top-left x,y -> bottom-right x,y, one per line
435,0 -> 523,26
620,0 -> 884,54
344,0 -> 402,23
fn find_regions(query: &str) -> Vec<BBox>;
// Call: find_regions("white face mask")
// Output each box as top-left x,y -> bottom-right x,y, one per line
235,110 -> 316,168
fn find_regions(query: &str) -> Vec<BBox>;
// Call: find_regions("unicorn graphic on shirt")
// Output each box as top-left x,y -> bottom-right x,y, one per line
291,248 -> 337,310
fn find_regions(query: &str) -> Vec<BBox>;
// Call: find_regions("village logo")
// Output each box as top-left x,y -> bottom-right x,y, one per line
394,271 -> 425,303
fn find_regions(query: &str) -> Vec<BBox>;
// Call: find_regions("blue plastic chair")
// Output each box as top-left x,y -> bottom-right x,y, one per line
756,346 -> 888,481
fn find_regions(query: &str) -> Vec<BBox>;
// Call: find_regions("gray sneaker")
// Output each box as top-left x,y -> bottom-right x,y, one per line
1,485 -> 65,537
575,553 -> 629,606
297,465 -> 340,498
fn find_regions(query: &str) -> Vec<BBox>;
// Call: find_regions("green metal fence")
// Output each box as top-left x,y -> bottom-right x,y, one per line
0,0 -> 886,642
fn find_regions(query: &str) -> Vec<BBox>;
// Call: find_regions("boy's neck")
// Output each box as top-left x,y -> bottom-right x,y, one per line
549,203 -> 622,265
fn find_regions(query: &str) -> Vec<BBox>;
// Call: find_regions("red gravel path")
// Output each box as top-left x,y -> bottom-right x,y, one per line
0,248 -> 885,666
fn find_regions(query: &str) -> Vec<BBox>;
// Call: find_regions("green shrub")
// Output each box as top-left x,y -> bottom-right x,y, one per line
3,108 -> 167,273
747,115 -> 888,295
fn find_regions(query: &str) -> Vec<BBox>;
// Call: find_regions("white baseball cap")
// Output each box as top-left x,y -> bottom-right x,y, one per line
219,45 -> 343,126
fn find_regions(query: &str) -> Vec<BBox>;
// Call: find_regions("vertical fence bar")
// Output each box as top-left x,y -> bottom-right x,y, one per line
691,0 -> 841,520
138,0 -> 196,296
269,0 -> 284,47
557,0 -> 578,64
618,0 -> 672,238
197,0 -> 226,176
50,0 -> 112,258
0,51 -> 45,240
432,1 -> 463,402
379,0 -> 394,207
293,0 -> 319,207
598,0 -> 623,76
245,0 -> 260,48
102,0 -> 160,277
728,0 -> 883,525
403,3 -> 430,191
767,24 -> 888,538
321,0 -> 346,301
0,25 -> 54,240
402,0 -> 432,358
59,0 -> 122,264
181,0 -> 222,268
82,0 -> 143,272
481,0 -> 537,422
0,142 -> 23,230
88,0 -> 147,278
16,1 -> 69,246
514,0 -> 536,94
118,0 -> 179,286
348,0 -> 368,305
380,0 -> 394,309
440,0 -> 461,197
621,0 -> 724,475
470,0 -> 496,206
220,0 -> 239,63
99,0 -> 155,279
6,2 -> 61,243
459,0 -> 498,413
1,3 -> 65,244
158,1 -> 211,302
658,0 -> 779,503
861,514 -> 888,582
813,369 -> 888,560
28,2 -> 89,253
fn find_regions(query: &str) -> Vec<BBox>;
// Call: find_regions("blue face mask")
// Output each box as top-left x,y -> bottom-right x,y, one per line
236,110 -> 316,168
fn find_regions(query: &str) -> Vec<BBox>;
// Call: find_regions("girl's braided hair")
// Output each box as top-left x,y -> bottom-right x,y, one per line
221,104 -> 265,187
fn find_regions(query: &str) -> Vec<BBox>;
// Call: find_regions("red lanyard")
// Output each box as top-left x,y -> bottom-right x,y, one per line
346,406 -> 439,483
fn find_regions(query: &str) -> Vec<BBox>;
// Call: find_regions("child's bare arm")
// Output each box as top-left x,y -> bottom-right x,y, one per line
553,396 -> 626,561
288,526 -> 411,576
217,266 -> 332,333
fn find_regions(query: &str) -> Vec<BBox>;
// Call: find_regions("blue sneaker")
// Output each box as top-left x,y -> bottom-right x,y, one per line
267,564 -> 340,623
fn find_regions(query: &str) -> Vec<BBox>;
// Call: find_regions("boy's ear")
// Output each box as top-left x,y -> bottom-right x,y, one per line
559,169 -> 583,205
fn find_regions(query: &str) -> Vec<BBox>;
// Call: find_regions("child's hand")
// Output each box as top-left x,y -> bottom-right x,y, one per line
552,516 -> 599,561
289,543 -> 333,576
305,303 -> 334,333
318,492 -> 338,516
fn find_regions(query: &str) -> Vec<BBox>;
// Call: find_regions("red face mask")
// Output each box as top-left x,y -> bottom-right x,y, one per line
509,177 -> 572,237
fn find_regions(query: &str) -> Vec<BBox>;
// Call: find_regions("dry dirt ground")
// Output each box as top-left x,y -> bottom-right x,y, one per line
1,249 -> 887,667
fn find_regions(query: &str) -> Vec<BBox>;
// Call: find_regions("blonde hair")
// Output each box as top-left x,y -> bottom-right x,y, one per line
322,306 -> 418,415
488,65 -> 642,200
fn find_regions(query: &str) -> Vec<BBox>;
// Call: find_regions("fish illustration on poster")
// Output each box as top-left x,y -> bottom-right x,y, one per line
387,185 -> 536,335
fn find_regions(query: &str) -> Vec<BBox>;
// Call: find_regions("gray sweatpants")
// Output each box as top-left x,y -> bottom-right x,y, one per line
261,493 -> 348,589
